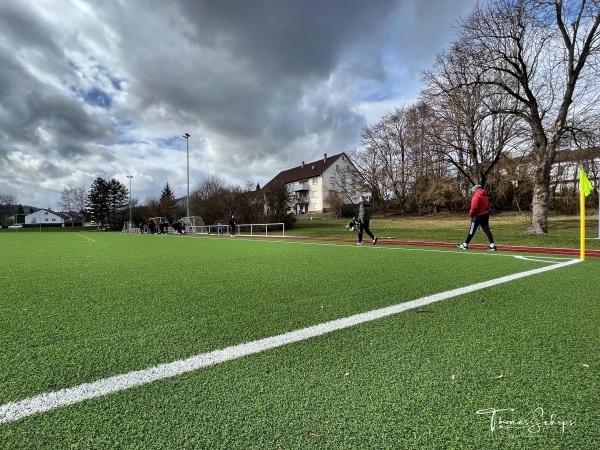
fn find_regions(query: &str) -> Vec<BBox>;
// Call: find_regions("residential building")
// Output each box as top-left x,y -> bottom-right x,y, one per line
263,153 -> 361,214
550,147 -> 599,193
24,209 -> 66,225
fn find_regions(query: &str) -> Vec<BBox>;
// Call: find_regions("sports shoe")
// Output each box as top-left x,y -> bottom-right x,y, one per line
456,243 -> 468,250
372,237 -> 378,245
488,244 -> 497,251
357,242 -> 363,245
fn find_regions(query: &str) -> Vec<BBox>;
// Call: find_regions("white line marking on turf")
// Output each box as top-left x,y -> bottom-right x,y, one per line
513,255 -> 573,263
0,258 -> 580,425
75,233 -> 95,242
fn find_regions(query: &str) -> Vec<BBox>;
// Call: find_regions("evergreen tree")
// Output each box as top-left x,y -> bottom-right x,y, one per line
107,179 -> 128,228
87,178 -> 110,224
87,177 -> 128,228
158,182 -> 177,222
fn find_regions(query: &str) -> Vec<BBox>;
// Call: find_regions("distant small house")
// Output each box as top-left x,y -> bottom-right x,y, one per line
25,209 -> 67,225
263,153 -> 361,214
550,147 -> 599,193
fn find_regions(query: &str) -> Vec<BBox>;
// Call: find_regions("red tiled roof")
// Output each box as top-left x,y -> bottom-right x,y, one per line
263,153 -> 348,190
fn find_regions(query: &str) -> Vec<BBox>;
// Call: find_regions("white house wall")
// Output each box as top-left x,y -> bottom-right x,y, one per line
25,210 -> 65,225
284,153 -> 360,214
315,155 -> 359,213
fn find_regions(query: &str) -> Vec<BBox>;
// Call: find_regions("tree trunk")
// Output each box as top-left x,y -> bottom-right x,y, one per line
527,182 -> 549,234
527,140 -> 555,235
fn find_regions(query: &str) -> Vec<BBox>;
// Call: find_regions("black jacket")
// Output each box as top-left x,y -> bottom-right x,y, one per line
358,201 -> 371,222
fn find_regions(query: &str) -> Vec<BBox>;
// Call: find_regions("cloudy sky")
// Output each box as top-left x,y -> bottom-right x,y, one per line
1,0 -> 478,209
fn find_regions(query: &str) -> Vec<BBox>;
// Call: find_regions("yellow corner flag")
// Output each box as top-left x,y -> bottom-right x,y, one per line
581,169 -> 592,197
580,169 -> 593,260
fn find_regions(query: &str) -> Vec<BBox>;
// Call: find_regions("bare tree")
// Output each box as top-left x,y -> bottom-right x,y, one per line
421,43 -> 524,191
354,110 -> 414,212
59,187 -> 88,225
327,166 -> 364,206
360,108 -> 411,202
355,104 -> 460,213
350,144 -> 384,211
73,187 -> 87,220
457,0 -> 600,234
190,175 -> 229,224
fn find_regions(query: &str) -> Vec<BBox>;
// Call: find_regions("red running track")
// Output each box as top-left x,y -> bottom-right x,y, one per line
276,235 -> 600,258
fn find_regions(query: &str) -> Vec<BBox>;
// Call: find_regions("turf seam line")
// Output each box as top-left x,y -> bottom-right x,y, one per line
0,258 -> 580,425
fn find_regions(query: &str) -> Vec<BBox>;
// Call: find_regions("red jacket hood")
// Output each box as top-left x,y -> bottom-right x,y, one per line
470,188 -> 490,217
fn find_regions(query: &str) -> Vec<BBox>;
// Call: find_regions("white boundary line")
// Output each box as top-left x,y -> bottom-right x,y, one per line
0,258 -> 580,425
265,239 -> 577,261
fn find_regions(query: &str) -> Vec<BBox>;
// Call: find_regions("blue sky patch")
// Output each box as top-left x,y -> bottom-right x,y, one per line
84,88 -> 112,108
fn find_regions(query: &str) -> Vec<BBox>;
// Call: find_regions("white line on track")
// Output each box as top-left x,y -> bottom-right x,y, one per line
267,239 -> 575,262
0,258 -> 580,425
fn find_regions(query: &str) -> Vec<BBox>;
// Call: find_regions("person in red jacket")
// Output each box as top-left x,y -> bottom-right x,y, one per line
457,184 -> 496,251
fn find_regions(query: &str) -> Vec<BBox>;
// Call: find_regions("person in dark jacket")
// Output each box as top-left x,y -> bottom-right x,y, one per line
457,184 -> 496,251
357,195 -> 377,245
228,214 -> 237,237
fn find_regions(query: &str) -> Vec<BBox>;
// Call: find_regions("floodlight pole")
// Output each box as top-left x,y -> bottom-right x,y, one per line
127,175 -> 133,229
182,133 -> 191,218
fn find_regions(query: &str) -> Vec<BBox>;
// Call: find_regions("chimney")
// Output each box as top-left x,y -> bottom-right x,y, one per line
301,161 -> 305,168
324,153 -> 327,162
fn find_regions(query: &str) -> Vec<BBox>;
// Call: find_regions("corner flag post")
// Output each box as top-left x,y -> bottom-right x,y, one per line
579,169 -> 593,260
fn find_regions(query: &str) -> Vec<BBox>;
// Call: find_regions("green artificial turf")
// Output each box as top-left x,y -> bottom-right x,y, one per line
0,232 -> 598,449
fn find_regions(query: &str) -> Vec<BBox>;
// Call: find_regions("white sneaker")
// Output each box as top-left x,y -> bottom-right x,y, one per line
357,242 -> 363,245
372,237 -> 378,245
457,243 -> 468,250
488,244 -> 496,251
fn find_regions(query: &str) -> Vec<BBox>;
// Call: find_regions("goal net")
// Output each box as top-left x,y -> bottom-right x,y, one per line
148,217 -> 170,234
180,216 -> 206,234
121,221 -> 138,233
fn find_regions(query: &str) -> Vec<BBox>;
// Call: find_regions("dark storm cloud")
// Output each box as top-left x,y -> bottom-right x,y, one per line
25,94 -> 112,139
179,0 -> 397,78
105,0 -> 398,145
0,3 -> 61,55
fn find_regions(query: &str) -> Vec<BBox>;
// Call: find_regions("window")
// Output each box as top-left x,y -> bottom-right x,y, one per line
312,191 -> 318,198
313,203 -> 317,210
312,177 -> 318,184
336,165 -> 340,172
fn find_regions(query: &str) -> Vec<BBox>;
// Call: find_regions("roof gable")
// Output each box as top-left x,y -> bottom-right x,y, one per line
263,153 -> 348,189
26,209 -> 69,220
